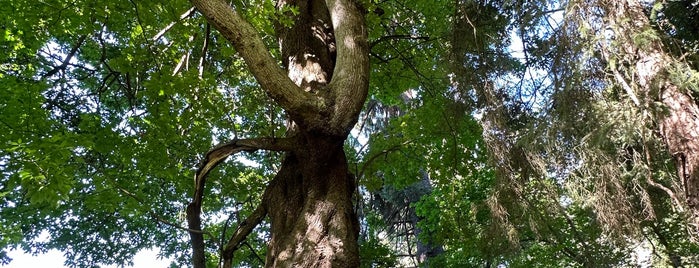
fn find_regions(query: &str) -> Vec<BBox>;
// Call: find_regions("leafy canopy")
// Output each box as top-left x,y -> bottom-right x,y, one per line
3,0 -> 699,267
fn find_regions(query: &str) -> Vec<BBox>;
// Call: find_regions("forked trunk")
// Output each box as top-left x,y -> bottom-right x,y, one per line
264,135 -> 359,267
188,0 -> 367,266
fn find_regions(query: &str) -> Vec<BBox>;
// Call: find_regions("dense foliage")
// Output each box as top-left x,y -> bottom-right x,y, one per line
2,0 -> 699,267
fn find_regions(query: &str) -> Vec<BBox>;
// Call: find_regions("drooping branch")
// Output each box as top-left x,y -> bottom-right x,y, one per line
189,0 -> 325,117
187,137 -> 295,268
325,0 -> 370,131
599,0 -> 699,226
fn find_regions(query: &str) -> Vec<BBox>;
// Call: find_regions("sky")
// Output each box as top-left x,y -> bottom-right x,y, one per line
3,249 -> 172,268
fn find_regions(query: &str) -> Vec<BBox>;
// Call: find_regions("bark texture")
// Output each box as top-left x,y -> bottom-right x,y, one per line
264,136 -> 359,267
601,0 -> 699,227
187,0 -> 368,267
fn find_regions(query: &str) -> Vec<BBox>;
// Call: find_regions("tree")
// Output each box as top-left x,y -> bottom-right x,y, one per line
429,0 -> 699,266
186,0 -> 367,267
596,0 -> 699,228
2,0 -> 369,266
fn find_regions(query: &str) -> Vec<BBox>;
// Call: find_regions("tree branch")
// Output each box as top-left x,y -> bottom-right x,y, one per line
326,0 -> 370,130
189,0 -> 325,116
221,203 -> 267,268
244,241 -> 265,265
187,137 -> 294,268
43,35 -> 88,78
152,7 -> 197,42
357,140 -> 413,180
369,34 -> 430,49
115,187 -> 212,235
198,23 -> 210,79
194,138 -> 295,188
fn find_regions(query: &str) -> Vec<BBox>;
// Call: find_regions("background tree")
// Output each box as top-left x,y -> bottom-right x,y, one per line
434,0 -> 699,266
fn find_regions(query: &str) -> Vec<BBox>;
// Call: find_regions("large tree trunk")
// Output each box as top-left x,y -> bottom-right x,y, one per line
264,135 -> 359,267
601,0 -> 699,228
261,0 -> 361,266
188,0 -> 368,266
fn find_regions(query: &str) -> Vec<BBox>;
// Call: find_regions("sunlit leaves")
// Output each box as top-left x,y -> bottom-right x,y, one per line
0,0 -> 254,265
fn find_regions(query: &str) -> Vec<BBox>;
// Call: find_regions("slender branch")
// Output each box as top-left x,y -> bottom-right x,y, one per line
187,137 -> 294,268
189,0 -> 324,116
598,42 -> 641,106
222,203 -> 267,268
244,241 -> 265,265
611,68 -> 641,106
153,7 -> 197,42
173,53 -> 188,76
357,140 -> 413,180
173,33 -> 197,76
115,187 -> 210,235
198,23 -> 211,79
643,132 -> 683,212
370,34 -> 430,49
43,35 -> 88,78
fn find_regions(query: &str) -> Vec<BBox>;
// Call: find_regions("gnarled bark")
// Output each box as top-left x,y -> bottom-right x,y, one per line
264,136 -> 359,267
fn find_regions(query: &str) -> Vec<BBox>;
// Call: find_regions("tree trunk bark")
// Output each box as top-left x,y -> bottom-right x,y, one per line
602,0 -> 699,228
261,0 -> 364,266
264,134 -> 359,267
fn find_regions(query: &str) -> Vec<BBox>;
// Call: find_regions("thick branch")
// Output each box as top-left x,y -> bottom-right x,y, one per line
187,137 -> 294,268
222,203 -> 267,268
326,0 -> 370,130
325,0 -> 369,131
189,0 -> 325,116
194,138 -> 295,189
